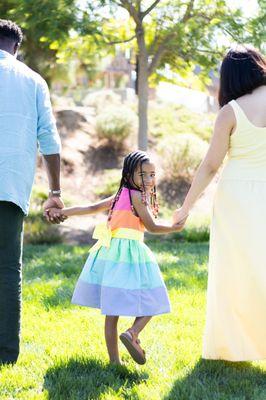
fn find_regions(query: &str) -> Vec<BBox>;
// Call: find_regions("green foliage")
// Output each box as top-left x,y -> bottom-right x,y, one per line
101,0 -> 255,84
96,105 -> 137,147
245,0 -> 266,51
0,0 -> 99,83
158,133 -> 208,181
24,188 -> 63,245
174,213 -> 210,242
24,213 -> 63,245
94,169 -> 121,197
149,102 -> 215,141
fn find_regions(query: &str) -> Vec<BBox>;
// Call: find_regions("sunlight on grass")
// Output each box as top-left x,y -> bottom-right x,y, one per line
0,242 -> 265,400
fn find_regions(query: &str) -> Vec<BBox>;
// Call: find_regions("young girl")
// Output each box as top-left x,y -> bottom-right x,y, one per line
48,151 -> 185,365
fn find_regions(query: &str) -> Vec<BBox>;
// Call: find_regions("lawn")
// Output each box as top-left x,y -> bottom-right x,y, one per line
0,239 -> 265,400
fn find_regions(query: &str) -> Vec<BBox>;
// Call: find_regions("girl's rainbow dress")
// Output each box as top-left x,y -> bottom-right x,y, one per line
72,187 -> 171,316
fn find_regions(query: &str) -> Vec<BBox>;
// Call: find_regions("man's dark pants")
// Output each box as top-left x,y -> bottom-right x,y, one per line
0,201 -> 24,364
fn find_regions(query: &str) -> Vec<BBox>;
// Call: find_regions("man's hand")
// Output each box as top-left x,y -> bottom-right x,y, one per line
43,196 -> 67,224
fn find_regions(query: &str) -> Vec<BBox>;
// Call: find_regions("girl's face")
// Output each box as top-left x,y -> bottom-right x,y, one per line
132,161 -> 156,193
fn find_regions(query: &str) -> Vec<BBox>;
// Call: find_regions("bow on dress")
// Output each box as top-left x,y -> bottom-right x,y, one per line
89,223 -> 112,253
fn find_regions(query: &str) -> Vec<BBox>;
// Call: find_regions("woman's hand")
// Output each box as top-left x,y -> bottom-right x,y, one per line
172,207 -> 189,226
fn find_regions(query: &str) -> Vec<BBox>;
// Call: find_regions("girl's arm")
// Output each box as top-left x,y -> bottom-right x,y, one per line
131,191 -> 185,234
173,104 -> 235,224
49,195 -> 115,218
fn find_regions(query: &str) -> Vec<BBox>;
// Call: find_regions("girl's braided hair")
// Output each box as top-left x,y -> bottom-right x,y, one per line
108,151 -> 159,221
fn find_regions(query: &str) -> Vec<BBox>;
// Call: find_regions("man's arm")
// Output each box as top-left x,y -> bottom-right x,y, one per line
36,77 -> 64,222
43,154 -> 61,191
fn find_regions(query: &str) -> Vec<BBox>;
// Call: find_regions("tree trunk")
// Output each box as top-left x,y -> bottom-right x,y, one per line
136,26 -> 149,151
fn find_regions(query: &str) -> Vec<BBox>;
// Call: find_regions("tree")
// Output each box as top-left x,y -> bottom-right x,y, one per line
87,0 -> 251,150
245,0 -> 266,51
0,0 -> 98,84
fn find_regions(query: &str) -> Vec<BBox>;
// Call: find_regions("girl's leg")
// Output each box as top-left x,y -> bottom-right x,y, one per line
105,315 -> 121,364
130,316 -> 152,337
119,317 -> 152,365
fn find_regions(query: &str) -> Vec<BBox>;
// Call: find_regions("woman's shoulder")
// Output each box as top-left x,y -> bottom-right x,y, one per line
215,103 -> 236,131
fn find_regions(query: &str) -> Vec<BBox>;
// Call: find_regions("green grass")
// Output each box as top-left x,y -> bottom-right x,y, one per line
0,240 -> 265,400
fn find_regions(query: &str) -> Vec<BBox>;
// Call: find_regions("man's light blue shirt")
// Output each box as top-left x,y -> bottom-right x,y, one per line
0,50 -> 61,215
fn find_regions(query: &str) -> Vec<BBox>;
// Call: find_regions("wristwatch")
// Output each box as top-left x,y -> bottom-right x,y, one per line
49,189 -> 61,196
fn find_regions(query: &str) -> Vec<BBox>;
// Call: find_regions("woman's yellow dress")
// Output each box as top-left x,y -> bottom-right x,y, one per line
203,100 -> 266,361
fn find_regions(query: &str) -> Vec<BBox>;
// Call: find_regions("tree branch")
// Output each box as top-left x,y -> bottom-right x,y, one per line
103,34 -> 137,45
182,0 -> 195,22
120,0 -> 141,24
141,0 -> 161,19
147,0 -> 196,74
196,47 -> 224,56
148,31 -> 177,75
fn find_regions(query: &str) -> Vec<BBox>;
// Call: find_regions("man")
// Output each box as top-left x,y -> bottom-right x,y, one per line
0,19 -> 64,365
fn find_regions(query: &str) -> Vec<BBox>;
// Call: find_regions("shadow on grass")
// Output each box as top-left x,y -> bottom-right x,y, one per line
164,359 -> 266,400
44,358 -> 147,400
23,244 -> 88,282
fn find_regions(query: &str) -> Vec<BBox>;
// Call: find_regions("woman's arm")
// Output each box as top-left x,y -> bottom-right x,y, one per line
131,191 -> 186,234
173,105 -> 235,223
49,195 -> 115,219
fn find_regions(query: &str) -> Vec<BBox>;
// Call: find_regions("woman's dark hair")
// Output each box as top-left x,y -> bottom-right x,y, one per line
218,45 -> 266,107
108,150 -> 159,221
0,20 -> 23,45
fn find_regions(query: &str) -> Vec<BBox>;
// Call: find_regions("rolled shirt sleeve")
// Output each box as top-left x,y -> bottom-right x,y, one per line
36,78 -> 61,155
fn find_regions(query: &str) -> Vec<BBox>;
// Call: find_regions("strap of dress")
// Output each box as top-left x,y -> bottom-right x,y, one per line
229,100 -> 248,131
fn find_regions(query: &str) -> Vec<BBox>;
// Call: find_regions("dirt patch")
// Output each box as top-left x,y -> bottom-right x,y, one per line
56,109 -> 87,133
84,143 -> 125,172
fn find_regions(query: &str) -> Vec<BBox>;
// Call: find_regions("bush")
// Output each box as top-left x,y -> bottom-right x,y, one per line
158,134 -> 208,181
178,213 -> 210,242
24,213 -> 63,245
149,102 -> 215,142
95,105 -> 136,148
24,188 -> 63,245
83,90 -> 121,112
94,169 -> 121,198
145,213 -> 210,243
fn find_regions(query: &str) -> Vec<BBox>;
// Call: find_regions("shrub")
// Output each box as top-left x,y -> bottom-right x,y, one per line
94,169 -> 121,198
83,90 -> 121,112
24,188 -> 63,245
178,213 -> 210,242
158,134 -> 208,181
24,213 -> 63,245
149,102 -> 214,142
95,105 -> 136,148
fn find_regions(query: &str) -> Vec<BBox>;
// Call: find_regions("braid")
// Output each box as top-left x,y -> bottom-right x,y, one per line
151,184 -> 159,218
107,184 -> 123,222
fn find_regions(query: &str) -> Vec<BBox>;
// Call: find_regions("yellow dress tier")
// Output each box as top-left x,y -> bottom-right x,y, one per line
203,100 -> 266,361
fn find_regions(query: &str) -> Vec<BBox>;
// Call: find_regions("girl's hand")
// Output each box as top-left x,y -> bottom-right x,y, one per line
172,207 -> 189,226
47,207 -> 67,223
43,196 -> 65,224
172,222 -> 185,232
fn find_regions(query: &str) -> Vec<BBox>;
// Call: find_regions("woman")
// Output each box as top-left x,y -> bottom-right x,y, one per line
173,45 -> 266,361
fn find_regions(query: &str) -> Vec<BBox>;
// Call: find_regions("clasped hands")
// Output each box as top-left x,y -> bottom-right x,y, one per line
172,207 -> 189,230
43,196 -> 67,224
